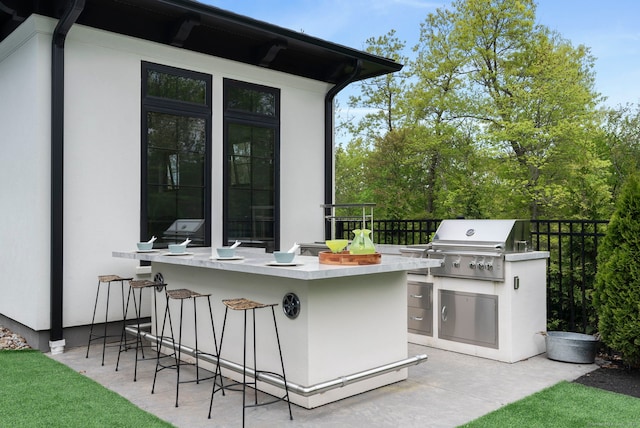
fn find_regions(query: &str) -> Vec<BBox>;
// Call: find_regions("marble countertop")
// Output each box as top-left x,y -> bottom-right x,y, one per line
113,247 -> 442,280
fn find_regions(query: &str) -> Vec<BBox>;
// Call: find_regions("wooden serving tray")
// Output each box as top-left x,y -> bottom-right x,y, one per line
318,251 -> 381,265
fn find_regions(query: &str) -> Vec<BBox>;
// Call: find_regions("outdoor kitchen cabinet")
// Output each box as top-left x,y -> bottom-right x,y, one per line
402,219 -> 549,363
407,281 -> 433,336
407,255 -> 548,363
438,289 -> 498,349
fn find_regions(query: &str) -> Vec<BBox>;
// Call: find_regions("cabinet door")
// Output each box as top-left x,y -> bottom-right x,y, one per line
439,290 -> 498,349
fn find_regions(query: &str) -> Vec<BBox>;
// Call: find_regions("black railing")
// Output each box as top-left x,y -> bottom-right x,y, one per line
531,220 -> 608,334
335,219 -> 442,245
335,218 -> 608,334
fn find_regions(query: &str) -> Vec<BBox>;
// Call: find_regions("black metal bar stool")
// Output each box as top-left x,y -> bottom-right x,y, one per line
152,288 -> 221,407
208,297 -> 293,426
86,274 -> 133,366
115,279 -> 167,381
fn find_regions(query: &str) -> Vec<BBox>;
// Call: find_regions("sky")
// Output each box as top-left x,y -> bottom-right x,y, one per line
199,0 -> 640,110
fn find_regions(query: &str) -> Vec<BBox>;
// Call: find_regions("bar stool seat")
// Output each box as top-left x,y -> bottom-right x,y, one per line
116,279 -> 167,381
86,274 -> 133,366
208,297 -> 293,426
152,288 -> 221,407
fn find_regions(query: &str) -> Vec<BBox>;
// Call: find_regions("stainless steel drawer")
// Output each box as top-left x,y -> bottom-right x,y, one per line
408,281 -> 432,310
407,281 -> 433,336
408,307 -> 432,336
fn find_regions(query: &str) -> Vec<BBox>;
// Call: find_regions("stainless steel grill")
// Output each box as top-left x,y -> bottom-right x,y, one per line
401,219 -> 531,281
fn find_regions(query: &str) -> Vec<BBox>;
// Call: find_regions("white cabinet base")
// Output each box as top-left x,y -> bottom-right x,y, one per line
408,254 -> 547,363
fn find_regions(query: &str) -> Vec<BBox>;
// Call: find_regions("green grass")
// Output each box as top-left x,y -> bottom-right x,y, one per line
0,350 -> 174,428
461,381 -> 640,428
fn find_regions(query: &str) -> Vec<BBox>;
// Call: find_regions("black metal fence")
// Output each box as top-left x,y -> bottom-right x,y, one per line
335,218 -> 609,334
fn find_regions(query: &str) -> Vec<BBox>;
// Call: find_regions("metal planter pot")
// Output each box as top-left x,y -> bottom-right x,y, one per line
545,331 -> 599,364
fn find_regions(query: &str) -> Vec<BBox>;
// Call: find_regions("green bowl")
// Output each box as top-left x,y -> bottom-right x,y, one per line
326,240 -> 348,253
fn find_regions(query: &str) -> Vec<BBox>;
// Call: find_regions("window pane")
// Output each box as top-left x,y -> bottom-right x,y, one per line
177,188 -> 205,218
147,70 -> 207,104
253,157 -> 274,189
224,80 -> 278,250
142,63 -> 210,247
227,86 -> 276,116
228,123 -> 274,188
147,112 -> 205,188
228,188 -> 252,220
251,127 -> 274,158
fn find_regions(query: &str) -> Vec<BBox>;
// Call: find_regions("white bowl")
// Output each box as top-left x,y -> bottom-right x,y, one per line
274,251 -> 295,263
168,244 -> 187,254
216,247 -> 236,258
137,242 -> 153,251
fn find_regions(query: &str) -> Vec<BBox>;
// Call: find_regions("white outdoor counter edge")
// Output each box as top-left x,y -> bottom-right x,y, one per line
113,247 -> 443,279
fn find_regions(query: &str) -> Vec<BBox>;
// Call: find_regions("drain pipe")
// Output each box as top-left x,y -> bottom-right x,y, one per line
50,0 -> 85,355
323,60 -> 362,239
130,326 -> 427,396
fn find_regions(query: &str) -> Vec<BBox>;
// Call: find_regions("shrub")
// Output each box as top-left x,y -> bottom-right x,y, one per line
593,173 -> 640,366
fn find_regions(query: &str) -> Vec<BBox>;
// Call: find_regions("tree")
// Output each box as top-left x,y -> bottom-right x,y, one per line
446,0 -> 607,218
593,173 -> 640,367
599,103 -> 640,199
405,6 -> 492,218
335,138 -> 374,204
338,0 -> 613,221
343,30 -> 409,142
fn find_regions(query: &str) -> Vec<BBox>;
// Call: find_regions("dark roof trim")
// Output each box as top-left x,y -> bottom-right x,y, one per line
0,0 -> 402,84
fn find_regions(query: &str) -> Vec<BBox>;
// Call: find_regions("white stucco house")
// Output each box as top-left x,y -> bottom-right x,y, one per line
0,0 -> 400,351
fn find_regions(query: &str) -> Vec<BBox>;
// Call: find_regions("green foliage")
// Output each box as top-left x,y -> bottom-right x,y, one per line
338,0 -> 619,221
335,138 -> 375,205
463,381 -> 640,428
343,30 -> 409,141
599,104 -> 640,198
593,173 -> 640,366
0,350 -> 172,427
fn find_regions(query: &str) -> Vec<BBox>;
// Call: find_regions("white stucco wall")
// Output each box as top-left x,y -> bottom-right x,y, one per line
0,16 -> 53,330
1,15 -> 332,330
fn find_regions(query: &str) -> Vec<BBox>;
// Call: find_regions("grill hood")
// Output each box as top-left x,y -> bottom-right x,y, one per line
431,219 -> 530,253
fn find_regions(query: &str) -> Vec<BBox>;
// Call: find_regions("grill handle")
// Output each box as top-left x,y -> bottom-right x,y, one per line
431,242 -> 502,249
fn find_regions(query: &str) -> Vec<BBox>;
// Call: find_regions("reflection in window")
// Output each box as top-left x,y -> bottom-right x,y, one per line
142,62 -> 211,247
226,86 -> 276,116
146,70 -> 207,105
224,80 -> 279,251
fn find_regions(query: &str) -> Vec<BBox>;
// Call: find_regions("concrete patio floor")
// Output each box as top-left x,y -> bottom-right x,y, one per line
48,342 -> 597,428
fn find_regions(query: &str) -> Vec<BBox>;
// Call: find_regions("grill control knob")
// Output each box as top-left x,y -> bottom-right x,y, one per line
486,262 -> 493,271
478,261 -> 485,270
469,260 -> 476,269
452,259 -> 460,268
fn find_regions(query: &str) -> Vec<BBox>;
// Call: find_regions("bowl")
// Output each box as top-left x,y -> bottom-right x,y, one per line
216,247 -> 236,258
137,242 -> 153,251
168,244 -> 187,254
325,239 -> 349,253
273,251 -> 295,264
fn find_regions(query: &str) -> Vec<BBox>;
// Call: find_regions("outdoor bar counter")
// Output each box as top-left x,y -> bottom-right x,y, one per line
113,248 -> 441,408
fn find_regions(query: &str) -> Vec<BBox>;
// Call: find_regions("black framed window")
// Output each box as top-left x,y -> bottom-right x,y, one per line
142,62 -> 211,247
223,79 -> 280,251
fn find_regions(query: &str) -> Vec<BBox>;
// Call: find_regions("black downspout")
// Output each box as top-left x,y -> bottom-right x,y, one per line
323,59 -> 362,239
50,0 -> 85,344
